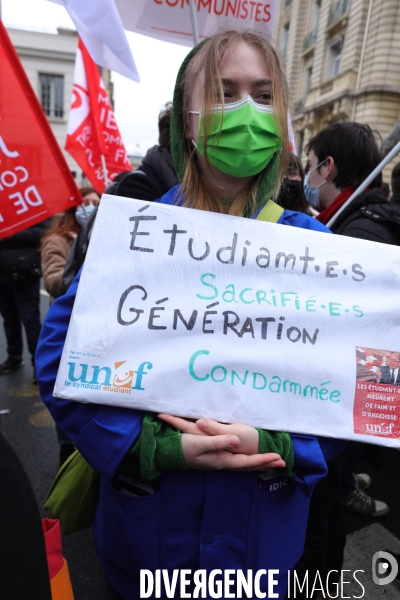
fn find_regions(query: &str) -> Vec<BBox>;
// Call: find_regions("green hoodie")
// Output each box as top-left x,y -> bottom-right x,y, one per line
122,42 -> 294,482
170,39 -> 284,216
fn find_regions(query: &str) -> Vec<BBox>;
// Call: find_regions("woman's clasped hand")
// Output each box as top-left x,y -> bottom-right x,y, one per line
159,414 -> 286,471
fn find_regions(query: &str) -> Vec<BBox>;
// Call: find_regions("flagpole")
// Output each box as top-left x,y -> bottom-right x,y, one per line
101,154 -> 109,188
188,0 -> 199,46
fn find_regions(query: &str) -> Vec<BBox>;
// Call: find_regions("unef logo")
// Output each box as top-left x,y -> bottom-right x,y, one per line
366,422 -> 394,436
67,360 -> 153,392
112,361 -> 134,389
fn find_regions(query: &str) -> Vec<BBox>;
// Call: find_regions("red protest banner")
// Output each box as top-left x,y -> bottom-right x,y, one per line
65,39 -> 132,193
0,20 -> 81,240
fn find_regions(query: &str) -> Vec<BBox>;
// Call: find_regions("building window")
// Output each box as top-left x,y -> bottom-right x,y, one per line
303,1 -> 320,51
311,0 -> 321,33
328,0 -> 350,26
305,66 -> 313,95
327,38 -> 343,79
281,23 -> 290,60
39,74 -> 64,118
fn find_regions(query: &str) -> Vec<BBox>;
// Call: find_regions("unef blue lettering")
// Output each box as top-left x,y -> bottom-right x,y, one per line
90,366 -> 112,385
189,350 -> 210,381
196,273 -> 218,301
67,362 -> 88,383
132,362 -> 153,390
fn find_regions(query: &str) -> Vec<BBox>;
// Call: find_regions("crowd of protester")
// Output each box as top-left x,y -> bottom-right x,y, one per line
1,28 -> 400,599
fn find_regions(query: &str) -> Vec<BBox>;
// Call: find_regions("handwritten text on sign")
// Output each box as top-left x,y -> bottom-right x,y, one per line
55,196 -> 400,447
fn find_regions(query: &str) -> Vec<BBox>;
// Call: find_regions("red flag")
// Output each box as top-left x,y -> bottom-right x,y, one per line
65,39 -> 132,193
0,21 -> 80,240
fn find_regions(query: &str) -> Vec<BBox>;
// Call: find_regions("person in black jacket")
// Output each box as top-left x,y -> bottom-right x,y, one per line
112,101 -> 178,201
288,122 -> 396,599
306,122 -> 400,243
276,153 -> 315,215
307,127 -> 398,511
0,219 -> 50,381
62,103 -> 179,289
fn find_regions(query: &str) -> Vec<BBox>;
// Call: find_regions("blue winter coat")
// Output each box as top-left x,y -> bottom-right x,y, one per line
36,188 -> 344,599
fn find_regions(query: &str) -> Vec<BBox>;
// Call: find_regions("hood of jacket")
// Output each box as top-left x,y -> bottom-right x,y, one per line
141,145 -> 178,191
170,41 -> 284,217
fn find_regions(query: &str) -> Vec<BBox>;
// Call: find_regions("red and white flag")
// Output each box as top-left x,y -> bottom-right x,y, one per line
65,39 -> 132,193
0,20 -> 80,240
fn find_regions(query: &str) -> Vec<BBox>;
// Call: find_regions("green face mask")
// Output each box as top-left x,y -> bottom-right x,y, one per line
191,95 -> 281,178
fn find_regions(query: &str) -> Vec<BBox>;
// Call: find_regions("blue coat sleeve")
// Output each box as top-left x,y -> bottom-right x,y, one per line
35,269 -> 144,480
290,434 -> 347,496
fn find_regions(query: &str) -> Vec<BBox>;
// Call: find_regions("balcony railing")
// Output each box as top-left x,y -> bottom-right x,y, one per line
328,0 -> 350,26
303,29 -> 317,52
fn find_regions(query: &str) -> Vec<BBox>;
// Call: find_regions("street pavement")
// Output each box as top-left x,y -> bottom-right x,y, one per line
0,283 -> 399,599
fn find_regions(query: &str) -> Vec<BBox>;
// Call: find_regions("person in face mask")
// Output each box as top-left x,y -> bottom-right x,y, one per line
36,30 -> 346,600
74,187 -> 100,226
277,153 -> 315,215
288,122 -> 392,599
306,122 -> 386,232
41,187 -> 100,302
40,186 -> 99,466
303,158 -> 327,211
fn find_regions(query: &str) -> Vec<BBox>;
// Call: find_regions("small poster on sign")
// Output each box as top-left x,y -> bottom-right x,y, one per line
353,347 -> 400,440
54,195 -> 400,448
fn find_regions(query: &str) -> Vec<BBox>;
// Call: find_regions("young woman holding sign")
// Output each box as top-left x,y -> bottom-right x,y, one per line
36,30 -> 345,600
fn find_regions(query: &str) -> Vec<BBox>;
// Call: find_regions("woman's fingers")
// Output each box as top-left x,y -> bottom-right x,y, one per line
182,433 -> 286,471
158,413 -> 207,435
160,416 -> 285,465
161,416 -> 284,462
216,452 -> 286,471
195,418 -> 222,435
196,419 -> 259,455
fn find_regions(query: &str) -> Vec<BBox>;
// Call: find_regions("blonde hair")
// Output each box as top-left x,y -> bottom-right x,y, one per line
180,29 -> 289,216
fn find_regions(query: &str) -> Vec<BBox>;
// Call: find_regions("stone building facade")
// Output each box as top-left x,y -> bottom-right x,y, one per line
275,0 -> 400,184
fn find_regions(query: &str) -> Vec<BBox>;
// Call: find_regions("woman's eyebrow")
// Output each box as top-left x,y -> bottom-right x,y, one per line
220,78 -> 272,87
255,79 -> 272,87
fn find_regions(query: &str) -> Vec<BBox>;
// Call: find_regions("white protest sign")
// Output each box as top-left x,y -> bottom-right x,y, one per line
55,195 -> 400,448
115,0 -> 278,47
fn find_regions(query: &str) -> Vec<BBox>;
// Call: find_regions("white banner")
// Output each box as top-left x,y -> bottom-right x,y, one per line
55,195 -> 400,448
49,0 -> 278,82
116,0 -> 278,46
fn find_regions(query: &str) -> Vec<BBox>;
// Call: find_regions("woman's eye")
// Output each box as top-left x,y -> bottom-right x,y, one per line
256,92 -> 273,103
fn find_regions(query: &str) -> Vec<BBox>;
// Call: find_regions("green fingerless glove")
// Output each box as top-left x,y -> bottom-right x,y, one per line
256,429 -> 296,478
120,413 -> 295,482
122,413 -> 188,482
